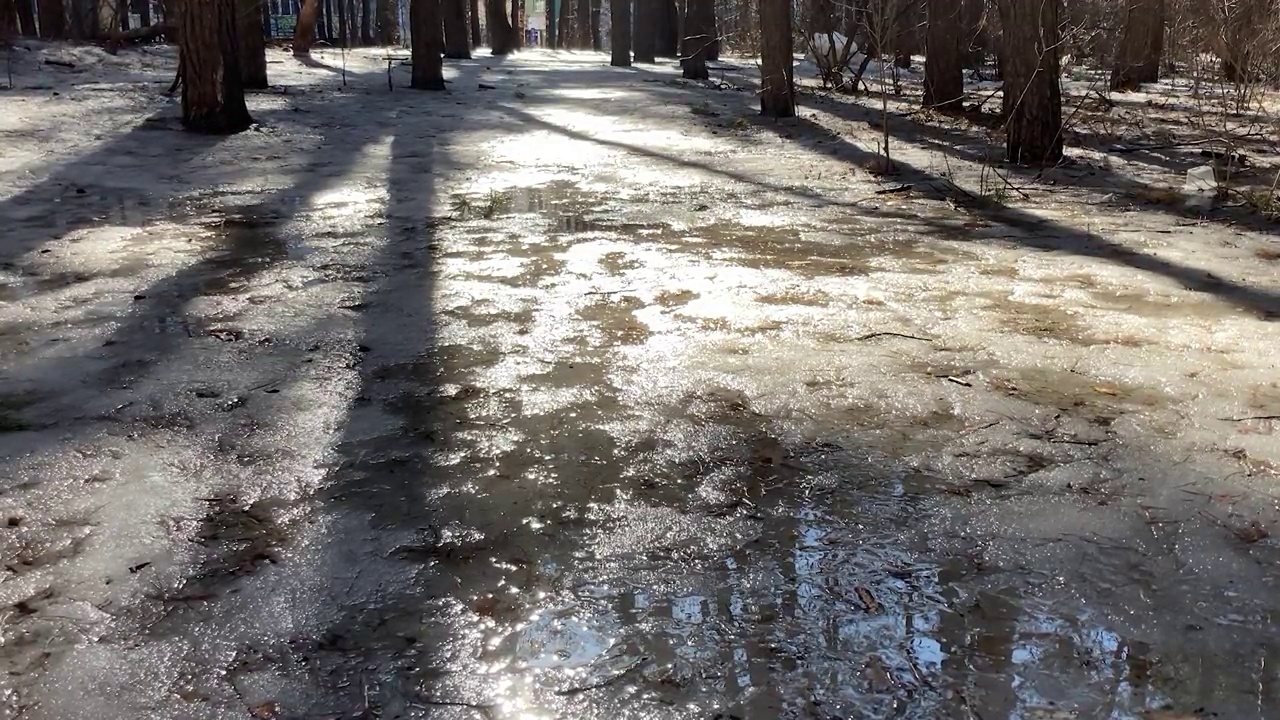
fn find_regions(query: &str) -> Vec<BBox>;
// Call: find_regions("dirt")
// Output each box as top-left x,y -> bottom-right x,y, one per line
1,43 -> 1280,720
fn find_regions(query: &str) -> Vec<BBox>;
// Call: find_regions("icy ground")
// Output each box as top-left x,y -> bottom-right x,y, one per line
2,41 -> 1280,720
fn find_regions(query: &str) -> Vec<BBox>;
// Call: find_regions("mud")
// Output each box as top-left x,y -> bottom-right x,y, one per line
2,47 -> 1280,720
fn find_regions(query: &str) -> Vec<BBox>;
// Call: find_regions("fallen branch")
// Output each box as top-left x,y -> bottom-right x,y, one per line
555,656 -> 647,696
1219,414 -> 1280,422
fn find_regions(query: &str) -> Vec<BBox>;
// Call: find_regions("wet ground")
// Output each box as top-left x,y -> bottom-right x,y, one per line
3,47 -> 1280,719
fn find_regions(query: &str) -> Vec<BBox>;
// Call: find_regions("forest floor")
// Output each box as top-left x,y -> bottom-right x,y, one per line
2,41 -> 1280,720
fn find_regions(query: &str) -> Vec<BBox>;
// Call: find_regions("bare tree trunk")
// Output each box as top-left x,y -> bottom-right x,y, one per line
609,0 -> 629,64
557,0 -> 571,45
997,0 -> 1062,165
14,0 -> 36,34
0,0 -> 17,37
960,0 -> 985,69
236,0 -> 267,87
572,0 -> 586,47
37,0 -> 66,38
334,0 -> 345,45
486,0 -> 515,52
359,0 -> 370,42
180,0 -> 253,133
923,0 -> 963,110
681,0 -> 712,79
410,0 -> 444,87
443,0 -> 469,56
375,0 -> 396,42
509,0 -> 522,48
546,0 -> 556,47
588,0 -> 599,49
467,0 -> 479,45
654,0 -> 676,55
758,0 -> 794,117
140,0 -> 151,26
293,0 -> 319,53
632,0 -> 655,61
1110,0 -> 1163,90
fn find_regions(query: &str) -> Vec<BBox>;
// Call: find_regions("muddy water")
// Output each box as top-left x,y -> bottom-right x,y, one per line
5,175 -> 1280,720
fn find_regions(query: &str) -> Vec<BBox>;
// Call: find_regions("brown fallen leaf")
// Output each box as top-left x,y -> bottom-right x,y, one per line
249,701 -> 279,720
855,586 -> 883,614
1232,520 -> 1270,544
1092,385 -> 1121,396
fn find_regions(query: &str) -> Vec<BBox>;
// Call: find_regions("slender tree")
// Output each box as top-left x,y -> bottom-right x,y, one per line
410,0 -> 445,88
610,0 -> 629,65
37,0 -> 66,38
180,0 -> 253,133
923,0 -> 963,110
758,0 -> 794,117
293,0 -> 320,54
680,0 -> 713,79
632,0 -> 655,61
443,0 -> 469,56
557,0 -> 571,46
997,0 -> 1062,164
237,0 -> 268,88
359,0 -> 371,42
486,0 -> 516,53
1110,0 -> 1164,90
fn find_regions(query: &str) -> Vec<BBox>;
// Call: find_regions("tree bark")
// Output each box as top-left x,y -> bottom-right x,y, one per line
359,0 -> 370,42
334,0 -> 345,45
443,0 -> 469,56
140,0 -> 151,26
960,0 -> 985,69
293,0 -> 319,53
180,0 -> 253,134
758,0 -> 794,117
557,0 -> 570,45
609,0 -> 629,65
37,0 -> 65,37
409,0 -> 444,88
572,0 -> 586,47
1110,0 -> 1163,90
588,0 -> 599,49
923,0 -> 963,110
997,0 -> 1062,165
0,0 -> 17,37
237,0 -> 267,87
632,0 -> 654,61
680,0 -> 712,79
486,0 -> 515,53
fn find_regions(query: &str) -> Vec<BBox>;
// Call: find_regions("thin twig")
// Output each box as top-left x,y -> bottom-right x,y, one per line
555,656 -> 647,696
855,331 -> 934,342
1219,415 -> 1280,422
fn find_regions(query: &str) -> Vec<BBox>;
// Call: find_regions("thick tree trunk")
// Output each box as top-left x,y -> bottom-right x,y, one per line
359,0 -> 370,42
1110,0 -> 1163,90
758,0 -> 794,117
140,0 -> 151,26
653,0 -> 676,55
443,0 -> 469,56
0,0 -> 17,37
486,0 -> 515,53
180,0 -> 253,134
997,0 -> 1062,165
572,0 -> 586,47
609,0 -> 629,65
236,0 -> 267,87
37,0 -> 65,38
409,0 -> 444,87
960,0 -> 985,69
588,0 -> 599,49
680,0 -> 712,79
923,0 -> 963,110
293,0 -> 319,53
375,0 -> 395,42
632,0 -> 654,61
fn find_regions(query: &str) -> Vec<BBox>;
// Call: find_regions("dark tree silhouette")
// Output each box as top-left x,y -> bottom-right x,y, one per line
610,0 -> 631,66
759,0 -> 795,117
923,0 -> 963,110
997,0 -> 1063,164
1111,0 -> 1164,90
410,0 -> 445,89
180,0 -> 253,134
